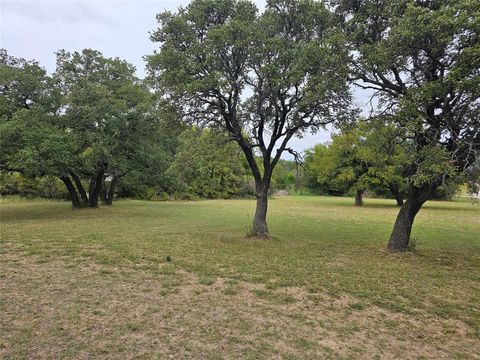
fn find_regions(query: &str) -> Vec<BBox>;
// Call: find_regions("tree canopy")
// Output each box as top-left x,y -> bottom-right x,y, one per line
148,0 -> 352,236
304,121 -> 409,206
335,0 -> 480,250
1,49 -> 162,208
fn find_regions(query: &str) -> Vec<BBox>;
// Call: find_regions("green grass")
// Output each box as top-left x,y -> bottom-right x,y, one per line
1,196 -> 479,358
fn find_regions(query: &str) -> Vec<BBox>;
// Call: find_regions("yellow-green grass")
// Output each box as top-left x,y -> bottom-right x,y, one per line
1,196 -> 479,358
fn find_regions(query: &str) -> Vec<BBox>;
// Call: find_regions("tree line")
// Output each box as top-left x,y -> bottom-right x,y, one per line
1,0 -> 479,252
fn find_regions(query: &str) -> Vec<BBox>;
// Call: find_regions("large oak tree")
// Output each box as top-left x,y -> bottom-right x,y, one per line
53,49 -> 158,207
336,0 -> 480,251
148,0 -> 352,237
1,49 -> 160,208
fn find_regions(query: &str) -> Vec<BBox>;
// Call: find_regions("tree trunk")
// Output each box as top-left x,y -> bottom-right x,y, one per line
101,176 -> 108,204
387,188 -> 431,252
69,171 -> 89,205
88,169 -> 104,208
103,176 -> 116,205
355,189 -> 363,206
88,176 -> 95,201
253,190 -> 269,237
251,179 -> 270,238
60,175 -> 81,208
388,183 -> 404,206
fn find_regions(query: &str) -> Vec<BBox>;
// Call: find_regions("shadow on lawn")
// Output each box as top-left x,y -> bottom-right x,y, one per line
0,202 -> 109,222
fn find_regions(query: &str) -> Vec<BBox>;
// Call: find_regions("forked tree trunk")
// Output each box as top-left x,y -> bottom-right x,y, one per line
355,189 -> 363,206
60,175 -> 81,208
387,187 -> 431,252
70,171 -> 89,206
389,183 -> 404,206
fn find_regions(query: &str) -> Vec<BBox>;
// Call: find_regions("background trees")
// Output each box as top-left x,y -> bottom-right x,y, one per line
336,0 -> 480,251
1,0 -> 478,252
306,127 -> 371,206
148,0 -> 351,237
304,121 -> 408,206
1,49 -> 162,208
53,50 -> 158,207
0,50 -> 78,202
167,127 -> 246,199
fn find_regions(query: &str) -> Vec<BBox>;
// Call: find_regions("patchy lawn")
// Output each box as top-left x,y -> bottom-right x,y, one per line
1,196 -> 479,358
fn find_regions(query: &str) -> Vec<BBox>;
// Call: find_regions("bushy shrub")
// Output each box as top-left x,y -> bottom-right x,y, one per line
0,172 -> 67,199
166,128 -> 246,199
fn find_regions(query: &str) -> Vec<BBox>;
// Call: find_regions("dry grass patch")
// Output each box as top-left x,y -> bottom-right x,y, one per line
1,251 -> 478,359
1,197 -> 479,358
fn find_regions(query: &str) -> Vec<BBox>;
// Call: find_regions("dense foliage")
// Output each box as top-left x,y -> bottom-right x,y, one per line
304,121 -> 409,205
333,0 -> 480,250
1,0 -> 478,250
147,0 -> 352,236
1,50 -> 166,207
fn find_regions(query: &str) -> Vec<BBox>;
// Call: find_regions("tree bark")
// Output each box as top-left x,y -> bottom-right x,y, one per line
252,179 -> 270,238
387,187 -> 431,252
69,171 -> 89,205
60,175 -> 81,208
388,183 -> 404,206
88,169 -> 105,208
88,176 -> 95,201
355,189 -> 363,206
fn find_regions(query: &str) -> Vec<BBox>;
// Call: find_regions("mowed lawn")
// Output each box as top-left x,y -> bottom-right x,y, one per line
1,196 -> 479,359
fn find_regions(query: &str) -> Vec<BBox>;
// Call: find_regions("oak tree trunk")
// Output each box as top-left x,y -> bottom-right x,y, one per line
355,189 -> 363,206
60,175 -> 81,208
70,171 -> 89,205
387,187 -> 431,252
88,169 -> 105,208
252,178 -> 271,238
253,190 -> 269,237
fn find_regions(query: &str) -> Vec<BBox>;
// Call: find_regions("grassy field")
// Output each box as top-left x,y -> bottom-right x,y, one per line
1,196 -> 479,359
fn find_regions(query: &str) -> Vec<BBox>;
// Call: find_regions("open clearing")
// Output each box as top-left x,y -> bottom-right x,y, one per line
1,196 -> 479,359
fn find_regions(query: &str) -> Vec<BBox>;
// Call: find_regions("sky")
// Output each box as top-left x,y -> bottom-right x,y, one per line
1,0 -> 370,156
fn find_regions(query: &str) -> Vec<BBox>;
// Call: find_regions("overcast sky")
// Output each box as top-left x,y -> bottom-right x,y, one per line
1,0 -> 370,156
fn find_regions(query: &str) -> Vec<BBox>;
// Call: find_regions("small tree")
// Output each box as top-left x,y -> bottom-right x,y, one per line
304,121 -> 408,206
305,129 -> 370,205
359,120 -> 410,206
336,0 -> 480,251
148,0 -> 351,237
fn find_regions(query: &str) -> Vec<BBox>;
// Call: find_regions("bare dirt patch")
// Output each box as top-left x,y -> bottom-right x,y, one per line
1,252 -> 478,359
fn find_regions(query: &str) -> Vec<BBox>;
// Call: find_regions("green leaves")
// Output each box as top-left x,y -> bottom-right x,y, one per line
304,120 -> 410,199
338,0 -> 480,197
1,49 -> 161,204
410,146 -> 457,188
148,0 -> 352,184
167,127 -> 245,198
